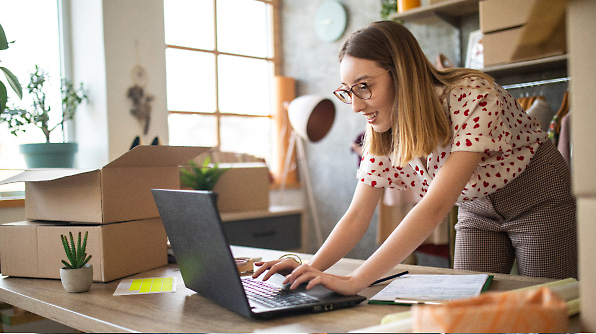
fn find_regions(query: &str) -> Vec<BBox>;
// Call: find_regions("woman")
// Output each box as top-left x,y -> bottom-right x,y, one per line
253,21 -> 577,296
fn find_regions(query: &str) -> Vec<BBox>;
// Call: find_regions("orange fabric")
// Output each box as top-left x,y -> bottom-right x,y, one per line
412,287 -> 568,333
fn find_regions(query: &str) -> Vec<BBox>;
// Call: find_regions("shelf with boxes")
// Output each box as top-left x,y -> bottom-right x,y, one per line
479,0 -> 566,69
390,0 -> 567,75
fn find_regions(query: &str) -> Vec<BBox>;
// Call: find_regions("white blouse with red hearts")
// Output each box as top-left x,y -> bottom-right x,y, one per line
357,77 -> 548,203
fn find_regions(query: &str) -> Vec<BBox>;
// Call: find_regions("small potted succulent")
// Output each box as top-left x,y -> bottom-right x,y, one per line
59,231 -> 93,293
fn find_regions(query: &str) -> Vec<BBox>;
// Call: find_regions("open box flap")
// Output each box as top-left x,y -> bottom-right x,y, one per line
0,169 -> 97,185
104,145 -> 211,169
0,146 -> 211,186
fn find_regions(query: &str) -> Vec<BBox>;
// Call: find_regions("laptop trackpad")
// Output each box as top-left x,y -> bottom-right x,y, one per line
263,273 -> 341,299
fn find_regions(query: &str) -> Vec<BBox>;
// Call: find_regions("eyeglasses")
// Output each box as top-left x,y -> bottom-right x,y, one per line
333,70 -> 390,104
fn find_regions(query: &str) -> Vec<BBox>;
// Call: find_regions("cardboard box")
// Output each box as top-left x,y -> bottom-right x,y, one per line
0,218 -> 168,282
480,0 -> 537,33
180,162 -> 270,213
211,163 -> 270,213
483,26 -> 566,66
483,27 -> 522,66
0,146 -> 209,223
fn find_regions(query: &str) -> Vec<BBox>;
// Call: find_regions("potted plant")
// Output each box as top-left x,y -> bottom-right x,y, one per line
0,65 -> 87,168
0,22 -> 23,114
180,156 -> 229,191
59,231 -> 93,293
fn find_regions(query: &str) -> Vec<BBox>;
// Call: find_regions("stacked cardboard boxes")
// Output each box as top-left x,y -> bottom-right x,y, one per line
0,145 -> 209,282
481,0 -> 566,67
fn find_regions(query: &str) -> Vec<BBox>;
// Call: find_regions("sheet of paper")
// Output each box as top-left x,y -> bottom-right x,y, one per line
370,274 -> 490,302
114,277 -> 177,296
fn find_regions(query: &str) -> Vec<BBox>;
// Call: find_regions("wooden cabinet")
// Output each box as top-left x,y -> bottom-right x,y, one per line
220,206 -> 303,251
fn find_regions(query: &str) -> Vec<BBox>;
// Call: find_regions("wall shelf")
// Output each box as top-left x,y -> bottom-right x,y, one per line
389,0 -> 567,79
389,0 -> 479,25
482,54 -> 568,77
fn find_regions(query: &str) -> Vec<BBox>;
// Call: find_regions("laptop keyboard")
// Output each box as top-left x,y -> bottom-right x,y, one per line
242,277 -> 319,308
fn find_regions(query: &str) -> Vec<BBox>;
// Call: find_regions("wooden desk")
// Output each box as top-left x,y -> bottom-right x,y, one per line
0,246 -> 578,333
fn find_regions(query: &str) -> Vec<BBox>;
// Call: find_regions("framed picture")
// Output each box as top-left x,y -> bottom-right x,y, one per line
466,30 -> 484,69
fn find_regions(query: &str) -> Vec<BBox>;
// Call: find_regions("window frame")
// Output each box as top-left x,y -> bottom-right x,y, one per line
165,0 -> 296,187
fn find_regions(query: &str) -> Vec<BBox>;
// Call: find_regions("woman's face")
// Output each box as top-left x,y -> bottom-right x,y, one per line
339,55 -> 395,133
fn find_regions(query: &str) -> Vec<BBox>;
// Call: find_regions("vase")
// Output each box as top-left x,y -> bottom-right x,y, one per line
20,142 -> 78,168
397,0 -> 420,13
60,264 -> 93,293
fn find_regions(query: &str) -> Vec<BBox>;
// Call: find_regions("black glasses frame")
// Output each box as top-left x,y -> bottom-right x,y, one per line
333,70 -> 390,104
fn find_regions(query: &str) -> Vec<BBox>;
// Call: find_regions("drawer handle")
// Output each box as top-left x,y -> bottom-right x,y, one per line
252,230 -> 276,238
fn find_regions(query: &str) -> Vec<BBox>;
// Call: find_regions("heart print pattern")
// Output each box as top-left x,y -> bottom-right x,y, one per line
357,77 -> 548,203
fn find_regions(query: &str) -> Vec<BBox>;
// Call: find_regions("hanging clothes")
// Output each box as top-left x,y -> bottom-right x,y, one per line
525,98 -> 553,132
557,112 -> 571,166
548,91 -> 569,146
517,95 -> 547,112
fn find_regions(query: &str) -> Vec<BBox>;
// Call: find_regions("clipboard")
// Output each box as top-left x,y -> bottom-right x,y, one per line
368,274 -> 494,305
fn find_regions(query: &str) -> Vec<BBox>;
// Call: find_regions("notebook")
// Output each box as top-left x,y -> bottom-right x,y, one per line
369,274 -> 494,305
151,189 -> 366,319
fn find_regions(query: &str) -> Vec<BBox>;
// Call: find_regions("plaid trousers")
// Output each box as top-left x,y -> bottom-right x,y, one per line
454,140 -> 578,279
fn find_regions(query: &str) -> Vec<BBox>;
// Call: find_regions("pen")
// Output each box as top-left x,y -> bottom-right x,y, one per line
369,270 -> 409,286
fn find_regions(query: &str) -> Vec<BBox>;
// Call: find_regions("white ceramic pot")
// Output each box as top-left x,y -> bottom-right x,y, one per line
60,264 -> 93,293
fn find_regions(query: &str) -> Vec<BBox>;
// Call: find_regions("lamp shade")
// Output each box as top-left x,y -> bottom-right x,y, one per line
287,95 -> 336,142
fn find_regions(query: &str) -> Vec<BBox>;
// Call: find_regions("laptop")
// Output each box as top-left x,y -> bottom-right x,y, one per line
151,189 -> 366,319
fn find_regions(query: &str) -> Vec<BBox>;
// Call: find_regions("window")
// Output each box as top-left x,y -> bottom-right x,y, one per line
164,0 -> 279,171
0,0 -> 62,169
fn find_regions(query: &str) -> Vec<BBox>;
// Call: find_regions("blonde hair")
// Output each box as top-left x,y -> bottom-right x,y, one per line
339,21 -> 494,166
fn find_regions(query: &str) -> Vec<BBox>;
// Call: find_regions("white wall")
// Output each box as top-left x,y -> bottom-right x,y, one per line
69,0 -> 169,168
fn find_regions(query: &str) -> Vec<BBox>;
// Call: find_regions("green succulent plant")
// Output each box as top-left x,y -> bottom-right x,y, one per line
61,231 -> 92,269
180,156 -> 229,191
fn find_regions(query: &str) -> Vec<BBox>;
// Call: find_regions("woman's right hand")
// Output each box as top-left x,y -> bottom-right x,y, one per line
252,258 -> 301,281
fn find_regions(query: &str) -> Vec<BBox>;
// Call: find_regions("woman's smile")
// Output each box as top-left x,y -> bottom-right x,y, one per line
364,111 -> 379,123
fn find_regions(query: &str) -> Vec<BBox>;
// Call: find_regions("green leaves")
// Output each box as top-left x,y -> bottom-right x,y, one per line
0,82 -> 6,113
180,156 -> 229,191
0,23 -> 22,114
0,67 -> 22,99
61,231 -> 92,269
1,64 -> 87,143
0,23 -> 8,50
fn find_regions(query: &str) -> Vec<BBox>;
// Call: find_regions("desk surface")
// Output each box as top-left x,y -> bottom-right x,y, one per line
0,246 -> 576,333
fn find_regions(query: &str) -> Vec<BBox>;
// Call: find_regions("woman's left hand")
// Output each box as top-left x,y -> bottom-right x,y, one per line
284,264 -> 363,296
